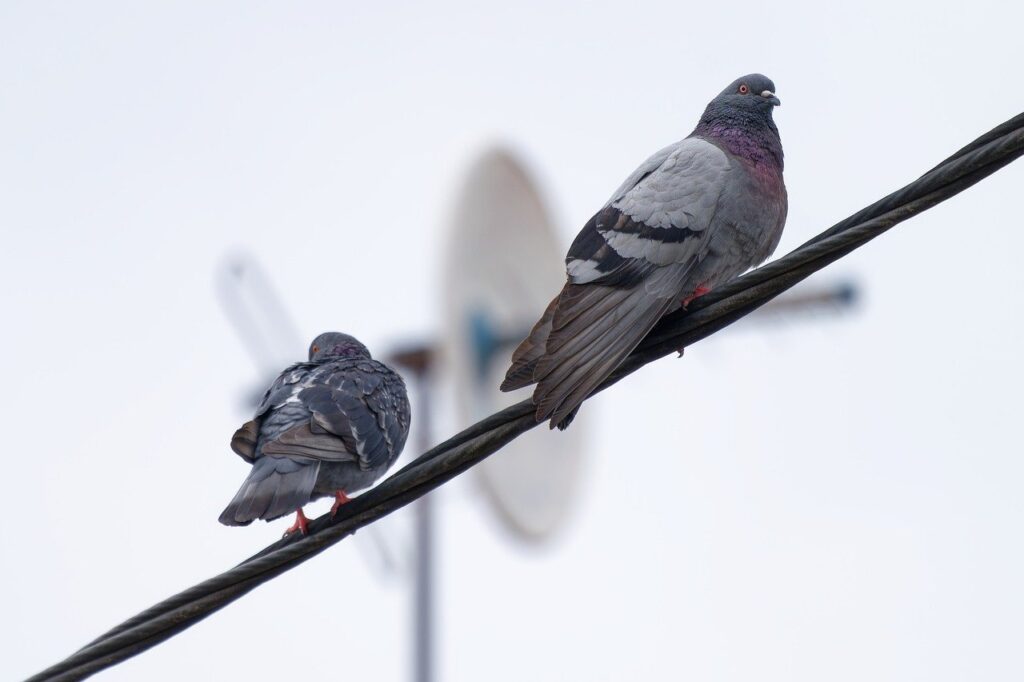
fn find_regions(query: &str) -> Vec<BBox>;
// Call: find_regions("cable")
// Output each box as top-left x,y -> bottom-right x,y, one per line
26,111 -> 1024,682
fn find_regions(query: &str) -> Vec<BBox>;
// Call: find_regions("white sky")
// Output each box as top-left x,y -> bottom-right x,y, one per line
3,1 -> 1023,680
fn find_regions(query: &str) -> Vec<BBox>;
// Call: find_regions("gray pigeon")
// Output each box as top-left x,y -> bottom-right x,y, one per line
502,74 -> 787,429
219,332 -> 411,534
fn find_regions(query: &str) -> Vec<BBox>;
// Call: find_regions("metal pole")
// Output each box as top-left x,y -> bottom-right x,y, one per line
412,376 -> 434,682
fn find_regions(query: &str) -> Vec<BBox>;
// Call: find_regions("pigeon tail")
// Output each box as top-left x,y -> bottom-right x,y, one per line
506,278 -> 680,429
554,406 -> 579,431
501,294 -> 559,392
534,284 -> 675,428
218,456 -> 320,526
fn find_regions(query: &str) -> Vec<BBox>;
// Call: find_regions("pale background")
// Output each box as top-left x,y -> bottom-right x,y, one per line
2,1 -> 1023,680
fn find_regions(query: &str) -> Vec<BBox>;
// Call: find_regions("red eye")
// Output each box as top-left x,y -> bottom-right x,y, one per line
312,345 -> 320,353
738,84 -> 749,94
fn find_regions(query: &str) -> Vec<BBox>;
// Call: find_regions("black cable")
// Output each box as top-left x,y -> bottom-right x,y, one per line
26,112 -> 1024,682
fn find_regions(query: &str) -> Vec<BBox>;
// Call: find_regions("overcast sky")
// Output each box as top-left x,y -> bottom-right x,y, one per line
3,1 -> 1023,680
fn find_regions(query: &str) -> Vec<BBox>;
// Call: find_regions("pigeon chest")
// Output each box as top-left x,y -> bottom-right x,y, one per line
728,158 -> 787,261
691,160 -> 786,289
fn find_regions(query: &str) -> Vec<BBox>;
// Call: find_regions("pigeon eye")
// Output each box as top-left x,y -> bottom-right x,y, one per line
738,84 -> 749,94
312,345 -> 320,353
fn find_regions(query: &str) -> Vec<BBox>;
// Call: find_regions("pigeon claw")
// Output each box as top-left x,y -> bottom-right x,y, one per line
330,490 -> 351,517
283,508 -> 310,537
681,284 -> 711,310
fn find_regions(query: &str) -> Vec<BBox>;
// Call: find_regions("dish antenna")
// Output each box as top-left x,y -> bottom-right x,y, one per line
214,149 -> 858,682
441,146 -> 587,542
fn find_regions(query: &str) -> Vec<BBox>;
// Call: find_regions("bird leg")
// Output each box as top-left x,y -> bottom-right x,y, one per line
283,508 -> 310,537
676,284 -> 713,356
681,284 -> 711,310
330,490 -> 351,517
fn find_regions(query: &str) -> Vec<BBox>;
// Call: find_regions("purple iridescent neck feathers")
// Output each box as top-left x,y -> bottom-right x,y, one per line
693,115 -> 783,172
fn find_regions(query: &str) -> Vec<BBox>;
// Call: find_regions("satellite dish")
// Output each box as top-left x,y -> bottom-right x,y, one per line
441,146 -> 586,543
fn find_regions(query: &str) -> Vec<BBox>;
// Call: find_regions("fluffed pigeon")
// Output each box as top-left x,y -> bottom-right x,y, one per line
502,74 -> 787,429
219,332 -> 411,534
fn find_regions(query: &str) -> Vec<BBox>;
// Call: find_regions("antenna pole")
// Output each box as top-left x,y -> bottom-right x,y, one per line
412,472 -> 434,682
407,357 -> 436,682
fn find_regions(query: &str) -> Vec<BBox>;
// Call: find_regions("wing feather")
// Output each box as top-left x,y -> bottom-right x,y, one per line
504,138 -> 732,426
230,420 -> 259,462
533,265 -> 693,426
296,364 -> 410,471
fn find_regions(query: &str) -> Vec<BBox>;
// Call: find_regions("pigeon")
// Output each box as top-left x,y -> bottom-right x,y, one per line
219,332 -> 411,535
502,74 -> 787,429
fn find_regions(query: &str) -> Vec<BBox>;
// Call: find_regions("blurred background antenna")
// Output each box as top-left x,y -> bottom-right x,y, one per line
215,252 -> 305,407
441,147 -> 589,543
385,145 -> 590,682
750,280 -> 858,323
214,146 -> 860,682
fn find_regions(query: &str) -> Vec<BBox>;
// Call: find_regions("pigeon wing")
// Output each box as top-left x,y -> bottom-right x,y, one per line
229,420 -> 259,462
293,362 -> 410,471
504,137 -> 733,427
254,362 -> 314,417
229,362 -> 313,462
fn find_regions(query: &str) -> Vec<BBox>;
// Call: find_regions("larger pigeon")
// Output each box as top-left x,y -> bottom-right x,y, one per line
220,332 -> 411,534
502,74 -> 787,429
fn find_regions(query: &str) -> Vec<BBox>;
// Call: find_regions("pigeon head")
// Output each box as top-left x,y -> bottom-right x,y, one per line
694,73 -> 783,170
308,332 -> 371,362
710,74 -> 780,114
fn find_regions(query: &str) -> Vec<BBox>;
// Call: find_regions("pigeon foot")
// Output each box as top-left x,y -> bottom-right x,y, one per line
681,284 -> 711,309
330,490 -> 351,517
283,508 -> 310,537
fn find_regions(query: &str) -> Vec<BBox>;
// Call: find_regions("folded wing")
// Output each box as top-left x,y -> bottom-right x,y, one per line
294,364 -> 410,471
502,137 -> 733,428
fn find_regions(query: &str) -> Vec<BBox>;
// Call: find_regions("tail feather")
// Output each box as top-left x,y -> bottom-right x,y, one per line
544,287 -> 629,357
536,294 -> 674,427
500,295 -> 559,392
219,456 -> 320,526
502,264 -> 691,429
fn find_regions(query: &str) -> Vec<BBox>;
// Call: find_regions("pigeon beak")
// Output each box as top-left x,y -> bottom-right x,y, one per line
761,90 -> 781,107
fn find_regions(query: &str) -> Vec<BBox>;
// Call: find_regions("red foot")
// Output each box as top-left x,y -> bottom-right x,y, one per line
681,285 -> 711,309
330,490 -> 351,517
284,508 -> 310,537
